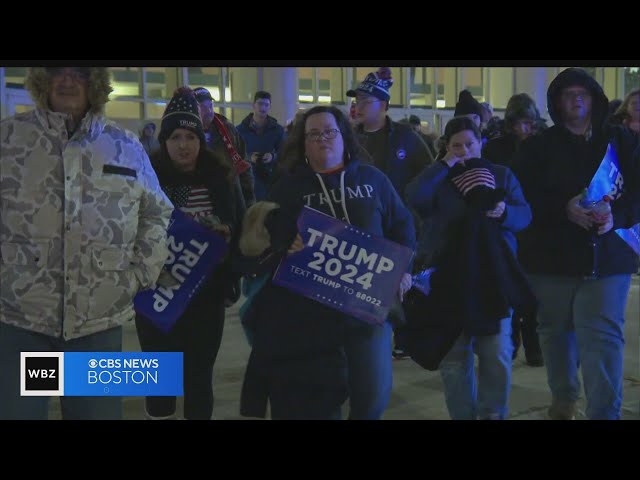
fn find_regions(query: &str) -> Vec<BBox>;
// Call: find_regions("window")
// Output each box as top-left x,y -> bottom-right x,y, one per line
298,67 -> 314,104
227,68 -> 258,103
623,67 -> 640,93
4,67 -> 26,89
144,67 -> 169,99
110,67 -> 141,97
463,67 -> 483,100
488,67 -> 514,109
188,67 -> 221,101
409,67 -> 432,108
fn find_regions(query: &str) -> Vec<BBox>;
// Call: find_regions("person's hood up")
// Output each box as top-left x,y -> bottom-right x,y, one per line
24,67 -> 113,115
547,67 -> 608,128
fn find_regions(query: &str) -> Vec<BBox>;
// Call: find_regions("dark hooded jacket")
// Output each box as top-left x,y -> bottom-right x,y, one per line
512,68 -> 640,278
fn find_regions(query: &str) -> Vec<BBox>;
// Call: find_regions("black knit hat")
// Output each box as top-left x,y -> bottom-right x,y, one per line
408,114 -> 421,126
454,90 -> 483,119
158,87 -> 205,145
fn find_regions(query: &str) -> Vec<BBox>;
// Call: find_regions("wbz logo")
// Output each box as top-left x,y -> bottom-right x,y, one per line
20,352 -> 64,396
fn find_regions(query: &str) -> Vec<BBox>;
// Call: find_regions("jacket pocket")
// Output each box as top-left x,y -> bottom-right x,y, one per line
86,245 -> 138,320
0,240 -> 52,319
82,176 -> 142,244
0,240 -> 49,267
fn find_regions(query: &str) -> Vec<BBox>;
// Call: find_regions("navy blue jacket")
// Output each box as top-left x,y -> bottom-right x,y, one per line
236,114 -> 285,201
406,161 -> 531,265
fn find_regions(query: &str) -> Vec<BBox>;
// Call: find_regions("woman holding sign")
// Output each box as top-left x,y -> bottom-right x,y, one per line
238,106 -> 416,420
135,87 -> 240,420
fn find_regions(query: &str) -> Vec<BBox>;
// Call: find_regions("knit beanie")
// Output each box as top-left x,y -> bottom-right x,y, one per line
346,67 -> 394,101
454,90 -> 483,119
158,87 -> 206,145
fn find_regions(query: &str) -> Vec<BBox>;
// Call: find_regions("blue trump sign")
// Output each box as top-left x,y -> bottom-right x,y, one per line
134,209 -> 229,332
272,207 -> 414,325
64,352 -> 183,396
585,143 -> 639,256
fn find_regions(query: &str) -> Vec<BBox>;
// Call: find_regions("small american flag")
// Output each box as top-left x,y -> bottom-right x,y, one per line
451,167 -> 495,197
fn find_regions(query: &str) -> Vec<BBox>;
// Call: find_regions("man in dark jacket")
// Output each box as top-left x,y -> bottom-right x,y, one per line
194,87 -> 255,209
511,68 -> 640,420
236,91 -> 286,201
348,67 -> 433,359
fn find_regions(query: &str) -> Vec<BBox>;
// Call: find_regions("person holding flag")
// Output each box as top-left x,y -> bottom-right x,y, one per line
512,68 -> 640,420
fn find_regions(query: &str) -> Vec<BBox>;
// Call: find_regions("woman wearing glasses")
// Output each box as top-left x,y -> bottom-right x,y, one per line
237,105 -> 415,420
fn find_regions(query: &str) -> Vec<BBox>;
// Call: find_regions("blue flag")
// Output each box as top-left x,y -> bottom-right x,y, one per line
272,207 -> 414,325
584,143 -> 639,256
134,209 -> 229,332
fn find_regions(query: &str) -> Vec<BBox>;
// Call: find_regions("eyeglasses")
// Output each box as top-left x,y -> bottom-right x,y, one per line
305,128 -> 341,142
46,67 -> 91,82
354,98 -> 380,106
562,90 -> 591,101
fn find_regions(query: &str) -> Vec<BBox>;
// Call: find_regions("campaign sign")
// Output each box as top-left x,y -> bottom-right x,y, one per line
134,209 -> 229,332
585,143 -> 639,256
272,207 -> 414,325
21,352 -> 183,397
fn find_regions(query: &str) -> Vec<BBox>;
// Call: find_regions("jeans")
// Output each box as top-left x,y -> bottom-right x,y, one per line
0,323 -> 123,420
439,316 -> 513,420
511,308 -> 542,358
528,274 -> 630,420
344,320 -> 393,420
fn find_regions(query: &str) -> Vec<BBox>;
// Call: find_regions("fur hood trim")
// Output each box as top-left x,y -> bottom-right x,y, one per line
24,67 -> 113,115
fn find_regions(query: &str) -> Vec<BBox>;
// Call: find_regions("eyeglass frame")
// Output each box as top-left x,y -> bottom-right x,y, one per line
561,89 -> 592,101
46,67 -> 91,82
354,97 -> 381,107
304,128 -> 341,142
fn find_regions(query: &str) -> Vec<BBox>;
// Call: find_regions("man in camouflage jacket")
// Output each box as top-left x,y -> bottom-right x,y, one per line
0,67 -> 173,419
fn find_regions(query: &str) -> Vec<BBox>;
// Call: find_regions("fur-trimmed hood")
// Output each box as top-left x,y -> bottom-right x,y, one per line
24,67 -> 113,115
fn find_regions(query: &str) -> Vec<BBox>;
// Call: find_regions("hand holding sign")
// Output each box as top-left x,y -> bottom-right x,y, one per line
288,233 -> 304,255
398,272 -> 412,301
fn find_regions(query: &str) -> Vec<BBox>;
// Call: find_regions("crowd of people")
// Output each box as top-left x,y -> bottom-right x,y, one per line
1,66 -> 638,420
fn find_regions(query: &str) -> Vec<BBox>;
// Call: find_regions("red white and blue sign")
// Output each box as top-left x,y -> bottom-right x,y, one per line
272,207 -> 413,325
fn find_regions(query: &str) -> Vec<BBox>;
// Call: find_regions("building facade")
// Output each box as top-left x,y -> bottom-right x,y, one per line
1,66 -> 638,135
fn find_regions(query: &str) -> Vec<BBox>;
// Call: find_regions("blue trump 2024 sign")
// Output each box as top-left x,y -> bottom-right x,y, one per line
272,207 -> 413,325
64,352 -> 183,396
585,143 -> 639,256
134,209 -> 229,332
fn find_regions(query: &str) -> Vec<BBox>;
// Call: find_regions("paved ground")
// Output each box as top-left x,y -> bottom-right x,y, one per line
50,277 -> 640,420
